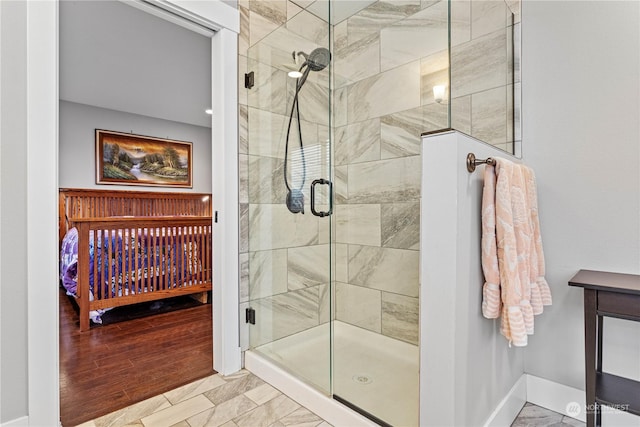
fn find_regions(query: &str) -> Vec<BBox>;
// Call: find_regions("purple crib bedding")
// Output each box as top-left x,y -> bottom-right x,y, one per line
59,227 -> 200,324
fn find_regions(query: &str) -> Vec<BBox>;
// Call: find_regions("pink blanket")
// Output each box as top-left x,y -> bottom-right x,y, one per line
481,158 -> 552,346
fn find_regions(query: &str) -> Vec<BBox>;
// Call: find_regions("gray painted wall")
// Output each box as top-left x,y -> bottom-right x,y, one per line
0,0 -> 29,422
59,100 -> 212,192
522,0 -> 640,389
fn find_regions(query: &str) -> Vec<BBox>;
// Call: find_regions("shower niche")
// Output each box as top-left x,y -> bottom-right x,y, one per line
241,0 -> 518,425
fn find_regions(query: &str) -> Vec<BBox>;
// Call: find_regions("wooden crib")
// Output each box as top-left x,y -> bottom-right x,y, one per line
59,188 -> 213,331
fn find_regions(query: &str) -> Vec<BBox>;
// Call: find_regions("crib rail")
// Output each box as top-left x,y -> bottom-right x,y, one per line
59,188 -> 212,246
73,216 -> 212,331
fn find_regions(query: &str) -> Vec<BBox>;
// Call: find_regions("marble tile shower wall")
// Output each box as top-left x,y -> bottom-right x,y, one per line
332,0 -> 519,346
331,0 -> 450,347
238,0 -> 332,349
450,0 -> 521,151
238,0 -> 521,350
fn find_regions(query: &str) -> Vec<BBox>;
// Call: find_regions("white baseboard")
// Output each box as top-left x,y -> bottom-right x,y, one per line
484,375 -> 527,427
526,374 -> 640,426
0,416 -> 29,427
526,374 -> 586,422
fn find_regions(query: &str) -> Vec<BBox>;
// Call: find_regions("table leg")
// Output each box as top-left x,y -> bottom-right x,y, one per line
595,316 -> 603,427
584,289 -> 597,427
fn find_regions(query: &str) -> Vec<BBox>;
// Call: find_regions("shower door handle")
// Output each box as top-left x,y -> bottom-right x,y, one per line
310,179 -> 333,217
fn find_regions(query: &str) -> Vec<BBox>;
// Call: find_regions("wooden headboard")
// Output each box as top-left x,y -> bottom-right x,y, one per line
58,188 -> 213,245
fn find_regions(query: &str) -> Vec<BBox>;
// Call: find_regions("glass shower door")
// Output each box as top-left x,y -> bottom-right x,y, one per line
244,2 -> 333,394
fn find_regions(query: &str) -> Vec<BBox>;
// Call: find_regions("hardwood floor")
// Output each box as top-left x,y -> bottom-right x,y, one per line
59,287 -> 214,427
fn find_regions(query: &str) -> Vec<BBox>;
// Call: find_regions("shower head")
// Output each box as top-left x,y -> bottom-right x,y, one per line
294,48 -> 331,73
305,47 -> 330,72
292,48 -> 331,88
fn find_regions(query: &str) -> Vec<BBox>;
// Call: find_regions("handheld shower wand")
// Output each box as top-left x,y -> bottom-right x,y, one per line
283,47 -> 331,214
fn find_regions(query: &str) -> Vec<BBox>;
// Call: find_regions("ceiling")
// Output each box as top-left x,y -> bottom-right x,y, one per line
59,0 -> 212,128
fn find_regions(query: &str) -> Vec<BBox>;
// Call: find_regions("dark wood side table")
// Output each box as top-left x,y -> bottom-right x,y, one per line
569,269 -> 640,427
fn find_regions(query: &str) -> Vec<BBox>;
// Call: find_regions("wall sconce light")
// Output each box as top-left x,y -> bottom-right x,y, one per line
433,85 -> 446,104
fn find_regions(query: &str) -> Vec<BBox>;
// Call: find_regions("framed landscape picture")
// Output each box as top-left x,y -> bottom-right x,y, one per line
96,129 -> 192,188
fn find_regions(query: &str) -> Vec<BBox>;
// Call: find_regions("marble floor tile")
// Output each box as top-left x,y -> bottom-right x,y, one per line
243,383 -> 282,406
90,394 -> 171,427
268,406 -> 324,427
204,373 -> 265,405
511,403 -> 564,427
234,394 -> 300,427
163,375 -> 227,405
86,368 -> 566,427
187,394 -> 257,427
140,395 -> 214,427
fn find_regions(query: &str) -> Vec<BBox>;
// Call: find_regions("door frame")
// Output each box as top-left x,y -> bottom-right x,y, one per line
26,1 -> 240,424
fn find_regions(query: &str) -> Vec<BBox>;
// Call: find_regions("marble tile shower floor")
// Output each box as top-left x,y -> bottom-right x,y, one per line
255,321 -> 419,427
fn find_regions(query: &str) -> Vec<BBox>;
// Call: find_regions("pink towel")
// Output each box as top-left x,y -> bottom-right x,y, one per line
481,158 -> 552,346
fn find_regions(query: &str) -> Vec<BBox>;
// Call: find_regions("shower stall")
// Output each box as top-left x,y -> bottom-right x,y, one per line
240,0 -> 517,424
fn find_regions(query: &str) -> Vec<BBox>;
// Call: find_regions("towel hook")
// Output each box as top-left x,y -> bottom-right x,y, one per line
466,153 -> 496,173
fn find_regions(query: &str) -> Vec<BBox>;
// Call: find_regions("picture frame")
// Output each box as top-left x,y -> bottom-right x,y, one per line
96,129 -> 193,188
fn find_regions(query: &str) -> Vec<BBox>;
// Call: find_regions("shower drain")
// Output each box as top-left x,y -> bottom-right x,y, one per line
352,374 -> 373,385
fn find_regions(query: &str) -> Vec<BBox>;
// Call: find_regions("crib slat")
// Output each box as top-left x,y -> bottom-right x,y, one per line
160,227 -> 166,291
